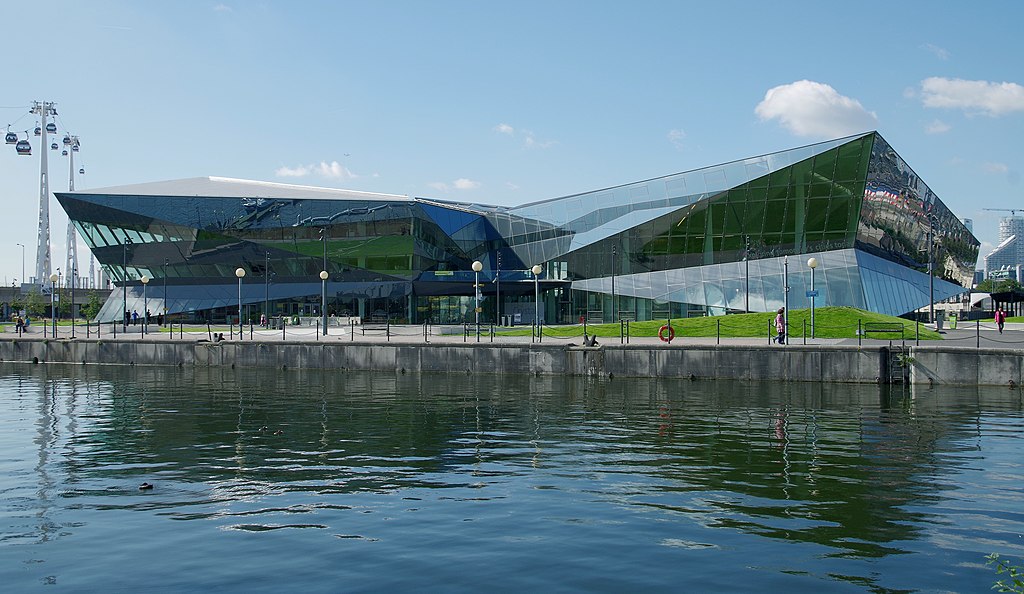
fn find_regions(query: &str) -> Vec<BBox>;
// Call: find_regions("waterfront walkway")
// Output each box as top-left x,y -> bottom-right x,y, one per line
7,321 -> 1024,350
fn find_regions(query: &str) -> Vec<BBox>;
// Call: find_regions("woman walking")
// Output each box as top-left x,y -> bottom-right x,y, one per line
775,307 -> 786,345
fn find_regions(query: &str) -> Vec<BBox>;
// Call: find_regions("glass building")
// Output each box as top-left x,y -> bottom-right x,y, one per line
56,131 -> 978,324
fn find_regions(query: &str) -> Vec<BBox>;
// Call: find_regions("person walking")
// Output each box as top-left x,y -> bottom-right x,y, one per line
994,306 -> 1006,334
775,307 -> 786,345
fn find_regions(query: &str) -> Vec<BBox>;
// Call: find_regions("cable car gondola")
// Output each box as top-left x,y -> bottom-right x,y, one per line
61,149 -> 68,156
62,134 -> 72,146
79,168 -> 85,174
16,139 -> 31,155
33,125 -> 41,136
50,142 -> 58,150
45,122 -> 57,134
5,131 -> 17,144
72,143 -> 79,152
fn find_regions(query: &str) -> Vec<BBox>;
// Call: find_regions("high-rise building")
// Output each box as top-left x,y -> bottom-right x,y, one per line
984,216 -> 1024,278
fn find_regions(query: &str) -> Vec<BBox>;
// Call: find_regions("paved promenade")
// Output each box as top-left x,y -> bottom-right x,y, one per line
7,321 -> 1024,350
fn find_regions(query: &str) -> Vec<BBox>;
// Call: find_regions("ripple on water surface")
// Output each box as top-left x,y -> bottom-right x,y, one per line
0,366 -> 1022,591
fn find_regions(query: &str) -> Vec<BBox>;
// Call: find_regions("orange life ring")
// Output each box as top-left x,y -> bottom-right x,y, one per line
658,325 -> 675,342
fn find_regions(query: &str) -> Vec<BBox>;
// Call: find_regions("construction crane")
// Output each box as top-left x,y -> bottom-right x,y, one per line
983,208 -> 1024,216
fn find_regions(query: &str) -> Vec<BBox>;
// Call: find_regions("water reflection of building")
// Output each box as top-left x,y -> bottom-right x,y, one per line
56,132 -> 977,324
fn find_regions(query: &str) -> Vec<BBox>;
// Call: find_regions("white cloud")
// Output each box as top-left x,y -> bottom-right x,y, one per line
925,119 -> 951,134
429,178 -> 482,192
453,178 -> 480,190
316,161 -> 355,179
274,160 -> 356,179
522,130 -> 555,149
920,77 -> 1024,116
921,43 -> 950,60
505,181 -> 520,190
213,4 -> 232,12
495,122 -> 555,148
667,128 -> 686,150
982,162 -> 1009,174
275,164 -> 312,177
755,80 -> 878,138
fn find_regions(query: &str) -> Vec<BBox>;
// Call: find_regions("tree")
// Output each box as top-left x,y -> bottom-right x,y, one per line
24,290 -> 46,318
80,291 -> 102,320
977,278 -> 1023,293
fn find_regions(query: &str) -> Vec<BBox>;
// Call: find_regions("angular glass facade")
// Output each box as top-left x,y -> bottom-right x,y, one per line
56,132 -> 978,324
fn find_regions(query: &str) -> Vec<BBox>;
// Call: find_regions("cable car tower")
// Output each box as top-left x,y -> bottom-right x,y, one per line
63,134 -> 82,288
30,100 -> 57,288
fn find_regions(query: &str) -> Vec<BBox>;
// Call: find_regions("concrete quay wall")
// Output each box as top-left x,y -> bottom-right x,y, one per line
0,338 -> 1020,386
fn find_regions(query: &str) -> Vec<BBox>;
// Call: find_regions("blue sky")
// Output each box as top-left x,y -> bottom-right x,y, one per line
2,0 -> 1022,286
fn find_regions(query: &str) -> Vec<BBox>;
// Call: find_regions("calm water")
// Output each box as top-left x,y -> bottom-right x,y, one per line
1,365 -> 1023,592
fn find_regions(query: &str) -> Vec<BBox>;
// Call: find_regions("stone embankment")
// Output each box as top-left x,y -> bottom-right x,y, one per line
1,337 -> 1021,386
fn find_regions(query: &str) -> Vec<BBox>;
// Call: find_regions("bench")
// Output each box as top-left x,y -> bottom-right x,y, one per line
361,323 -> 390,336
863,322 -> 904,338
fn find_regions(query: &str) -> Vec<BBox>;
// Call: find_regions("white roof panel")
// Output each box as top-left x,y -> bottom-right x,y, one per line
74,176 -> 411,202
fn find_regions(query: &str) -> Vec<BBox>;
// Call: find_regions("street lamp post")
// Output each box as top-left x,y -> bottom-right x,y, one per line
495,251 -> 502,326
235,267 -> 245,339
163,259 -> 168,325
783,256 -> 789,345
319,270 -> 328,335
122,235 -> 132,329
744,236 -> 750,313
265,252 -> 270,322
807,257 -> 818,339
16,243 -> 24,285
927,216 -> 935,326
472,260 -> 483,341
49,273 -> 58,338
71,265 -> 76,338
611,245 -> 617,322
140,275 -> 149,337
532,264 -> 543,336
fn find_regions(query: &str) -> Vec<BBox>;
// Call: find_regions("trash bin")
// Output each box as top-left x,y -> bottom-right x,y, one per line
949,312 -> 957,329
934,310 -> 944,330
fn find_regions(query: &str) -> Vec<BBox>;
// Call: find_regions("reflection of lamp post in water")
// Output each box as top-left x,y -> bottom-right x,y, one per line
807,257 -> 818,338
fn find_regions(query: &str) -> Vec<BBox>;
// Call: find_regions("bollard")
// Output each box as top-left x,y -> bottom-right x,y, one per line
424,321 -> 428,343
250,323 -> 253,340
802,319 -> 806,345
977,319 -> 980,349
387,319 -> 390,341
316,319 -> 320,340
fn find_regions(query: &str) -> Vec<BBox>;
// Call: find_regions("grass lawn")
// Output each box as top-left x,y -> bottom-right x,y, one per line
499,306 -> 940,340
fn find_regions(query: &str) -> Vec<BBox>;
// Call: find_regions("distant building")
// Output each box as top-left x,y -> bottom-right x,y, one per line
984,216 -> 1024,278
57,131 -> 979,323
